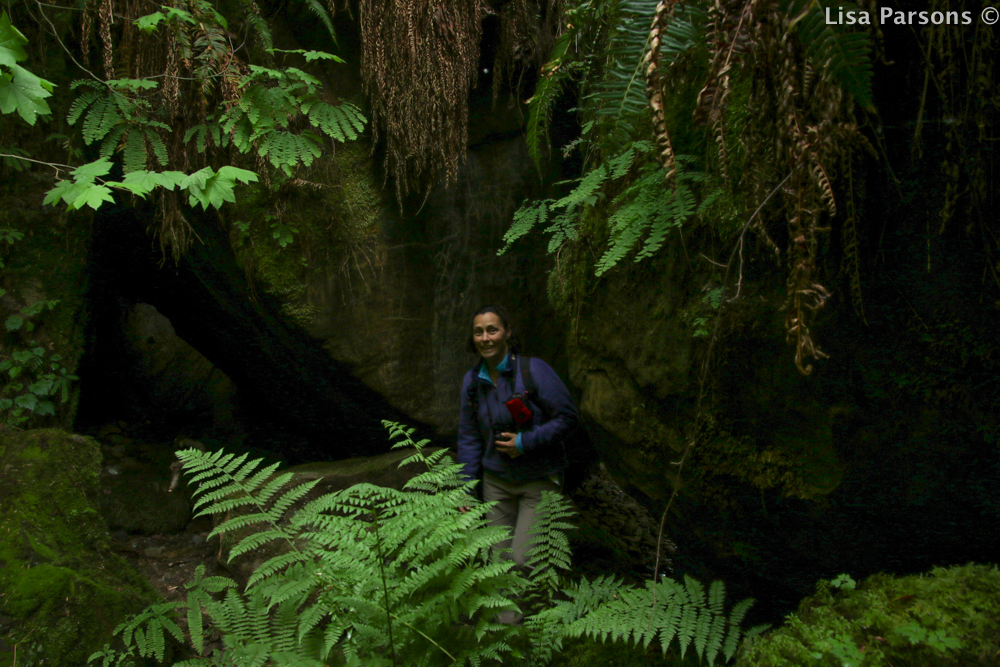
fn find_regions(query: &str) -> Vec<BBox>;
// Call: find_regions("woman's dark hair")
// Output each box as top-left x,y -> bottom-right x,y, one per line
467,304 -> 522,355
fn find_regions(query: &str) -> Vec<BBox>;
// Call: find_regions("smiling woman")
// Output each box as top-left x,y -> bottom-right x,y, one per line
457,304 -> 580,624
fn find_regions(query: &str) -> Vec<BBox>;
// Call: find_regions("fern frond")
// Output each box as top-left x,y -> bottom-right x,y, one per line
791,0 -> 874,111
526,30 -> 574,170
66,87 -> 100,126
309,102 -> 366,141
145,128 -> 168,166
242,0 -> 273,51
123,129 -> 147,173
300,0 -> 336,43
81,94 -> 122,145
526,491 -> 576,594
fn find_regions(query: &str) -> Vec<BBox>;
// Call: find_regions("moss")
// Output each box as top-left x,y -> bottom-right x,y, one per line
736,564 -> 1000,667
0,430 -> 159,667
687,416 -> 843,508
228,141 -> 384,328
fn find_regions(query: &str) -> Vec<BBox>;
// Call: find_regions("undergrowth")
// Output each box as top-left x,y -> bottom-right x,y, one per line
89,422 -> 759,667
736,564 -> 1000,666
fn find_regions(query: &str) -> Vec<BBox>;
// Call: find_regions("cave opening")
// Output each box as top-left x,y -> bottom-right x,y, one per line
73,202 -> 422,464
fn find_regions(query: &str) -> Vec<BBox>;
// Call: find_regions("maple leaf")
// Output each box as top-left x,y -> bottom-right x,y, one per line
0,64 -> 54,125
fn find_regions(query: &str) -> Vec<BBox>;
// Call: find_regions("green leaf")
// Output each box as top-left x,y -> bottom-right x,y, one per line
163,7 -> 195,24
71,159 -> 113,183
182,168 -> 246,210
216,166 -> 259,185
0,65 -> 54,125
268,48 -> 345,63
5,314 -> 23,331
69,183 -> 115,210
0,11 -> 28,67
44,179 -> 89,207
134,11 -> 166,34
28,378 -> 54,396
119,170 -> 182,197
115,172 -> 157,198
107,78 -> 158,90
14,393 -> 37,410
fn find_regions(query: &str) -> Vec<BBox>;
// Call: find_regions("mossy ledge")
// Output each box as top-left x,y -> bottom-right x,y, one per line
736,563 -> 1000,666
0,429 -> 159,667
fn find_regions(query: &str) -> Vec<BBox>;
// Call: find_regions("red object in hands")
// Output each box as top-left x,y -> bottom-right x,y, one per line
504,394 -> 533,425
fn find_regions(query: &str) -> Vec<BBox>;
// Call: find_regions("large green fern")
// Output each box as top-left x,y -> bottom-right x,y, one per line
93,422 -> 755,667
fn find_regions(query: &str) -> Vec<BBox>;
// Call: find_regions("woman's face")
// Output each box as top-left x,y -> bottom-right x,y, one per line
472,312 -> 510,363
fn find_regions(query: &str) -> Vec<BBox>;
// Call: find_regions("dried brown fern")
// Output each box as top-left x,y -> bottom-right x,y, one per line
358,0 -> 487,202
644,0 -> 680,185
693,0 -> 750,182
99,0 -> 114,79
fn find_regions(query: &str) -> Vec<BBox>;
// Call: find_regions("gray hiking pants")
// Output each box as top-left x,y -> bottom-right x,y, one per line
482,471 -> 561,568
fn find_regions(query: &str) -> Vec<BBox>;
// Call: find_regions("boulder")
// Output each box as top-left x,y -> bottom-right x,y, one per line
0,429 -> 158,667
96,438 -> 193,535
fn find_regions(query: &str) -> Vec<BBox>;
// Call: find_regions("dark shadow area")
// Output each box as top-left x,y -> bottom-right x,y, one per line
74,201 -> 428,463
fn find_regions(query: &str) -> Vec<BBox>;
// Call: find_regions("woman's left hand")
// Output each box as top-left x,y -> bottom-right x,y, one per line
495,432 -> 522,459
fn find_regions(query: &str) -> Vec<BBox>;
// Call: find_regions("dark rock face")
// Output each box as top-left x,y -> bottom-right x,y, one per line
0,429 -> 159,666
563,219 -> 1000,613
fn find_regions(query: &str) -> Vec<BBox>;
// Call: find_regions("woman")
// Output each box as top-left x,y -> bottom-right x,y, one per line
457,305 -> 579,580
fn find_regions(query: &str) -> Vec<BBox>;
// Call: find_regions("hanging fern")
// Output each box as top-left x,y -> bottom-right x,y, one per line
526,30 -> 576,170
215,65 -> 366,175
788,0 -> 874,111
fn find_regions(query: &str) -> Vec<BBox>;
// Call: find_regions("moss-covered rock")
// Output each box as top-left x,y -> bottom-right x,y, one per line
0,429 -> 159,667
736,564 -> 1000,666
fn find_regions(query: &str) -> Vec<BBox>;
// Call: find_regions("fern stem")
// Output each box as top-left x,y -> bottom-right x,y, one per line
393,616 -> 456,662
370,503 -> 398,667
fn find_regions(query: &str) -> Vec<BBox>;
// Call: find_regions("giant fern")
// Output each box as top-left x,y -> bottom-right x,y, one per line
93,422 -> 756,667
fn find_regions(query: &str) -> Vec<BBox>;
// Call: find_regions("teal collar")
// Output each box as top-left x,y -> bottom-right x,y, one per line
478,353 -> 510,385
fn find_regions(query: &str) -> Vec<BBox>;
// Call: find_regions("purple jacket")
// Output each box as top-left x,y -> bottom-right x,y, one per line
457,354 -> 579,485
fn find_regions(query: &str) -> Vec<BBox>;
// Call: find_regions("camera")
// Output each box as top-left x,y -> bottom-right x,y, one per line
504,393 -> 533,425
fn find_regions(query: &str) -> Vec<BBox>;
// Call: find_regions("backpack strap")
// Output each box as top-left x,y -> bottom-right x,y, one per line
517,354 -> 549,418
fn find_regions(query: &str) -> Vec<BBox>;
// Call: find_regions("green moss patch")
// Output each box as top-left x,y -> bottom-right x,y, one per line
736,563 -> 1000,666
0,429 -> 158,667
228,141 -> 384,328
